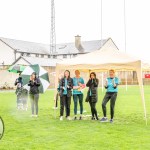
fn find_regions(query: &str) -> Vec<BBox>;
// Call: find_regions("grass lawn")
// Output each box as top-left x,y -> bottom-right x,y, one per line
0,86 -> 150,150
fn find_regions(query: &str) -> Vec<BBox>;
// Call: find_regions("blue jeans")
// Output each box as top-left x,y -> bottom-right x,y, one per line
73,94 -> 83,115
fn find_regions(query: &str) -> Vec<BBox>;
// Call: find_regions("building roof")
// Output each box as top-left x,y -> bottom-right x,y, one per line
0,37 -> 50,55
0,37 -> 108,55
12,56 -> 62,67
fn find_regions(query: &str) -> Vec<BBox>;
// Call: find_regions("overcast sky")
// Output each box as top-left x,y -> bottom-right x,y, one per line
0,0 -> 150,60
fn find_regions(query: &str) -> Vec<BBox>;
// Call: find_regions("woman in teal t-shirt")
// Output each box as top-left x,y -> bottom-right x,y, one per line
59,70 -> 73,121
73,70 -> 85,120
100,69 -> 119,123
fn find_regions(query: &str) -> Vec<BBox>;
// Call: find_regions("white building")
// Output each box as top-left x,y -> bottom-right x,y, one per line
0,36 -> 119,88
0,36 -> 118,67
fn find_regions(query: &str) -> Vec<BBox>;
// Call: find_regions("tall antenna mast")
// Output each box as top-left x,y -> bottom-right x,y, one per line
50,0 -> 56,55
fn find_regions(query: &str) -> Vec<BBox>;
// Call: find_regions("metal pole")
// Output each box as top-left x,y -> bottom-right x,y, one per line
50,0 -> 56,55
101,72 -> 104,92
125,71 -> 128,91
124,0 -> 127,52
101,0 -> 103,47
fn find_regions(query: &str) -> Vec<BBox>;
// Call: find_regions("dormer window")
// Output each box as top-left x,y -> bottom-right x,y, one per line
59,45 -> 67,49
26,53 -> 31,57
21,52 -> 24,56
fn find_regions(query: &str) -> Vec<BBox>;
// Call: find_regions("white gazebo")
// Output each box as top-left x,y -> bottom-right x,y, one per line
55,46 -> 147,124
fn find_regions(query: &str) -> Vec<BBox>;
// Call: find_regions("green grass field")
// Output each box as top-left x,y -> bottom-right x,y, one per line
0,86 -> 150,150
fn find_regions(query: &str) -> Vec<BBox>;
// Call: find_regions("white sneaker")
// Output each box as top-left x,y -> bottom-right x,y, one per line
31,114 -> 34,117
67,116 -> 71,121
53,107 -> 58,110
35,115 -> 38,118
60,116 -> 63,121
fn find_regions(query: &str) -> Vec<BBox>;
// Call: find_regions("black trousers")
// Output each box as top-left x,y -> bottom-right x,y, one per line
89,97 -> 98,118
60,95 -> 71,117
102,92 -> 117,119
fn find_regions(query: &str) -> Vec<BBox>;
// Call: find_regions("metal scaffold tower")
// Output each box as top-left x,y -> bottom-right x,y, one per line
50,0 -> 56,55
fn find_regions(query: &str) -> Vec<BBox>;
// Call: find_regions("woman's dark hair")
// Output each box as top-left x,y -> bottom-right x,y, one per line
90,72 -> 96,78
32,72 -> 37,79
64,70 -> 70,78
32,72 -> 36,75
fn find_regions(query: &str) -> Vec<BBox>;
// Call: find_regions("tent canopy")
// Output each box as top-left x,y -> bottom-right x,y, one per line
56,47 -> 142,71
55,45 -> 147,124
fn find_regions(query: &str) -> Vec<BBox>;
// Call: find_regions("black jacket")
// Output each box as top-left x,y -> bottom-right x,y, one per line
28,78 -> 40,94
14,77 -> 23,88
86,78 -> 99,103
59,77 -> 73,97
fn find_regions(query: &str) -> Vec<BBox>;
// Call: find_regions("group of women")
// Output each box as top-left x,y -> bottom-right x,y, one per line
58,69 -> 119,123
15,69 -> 119,123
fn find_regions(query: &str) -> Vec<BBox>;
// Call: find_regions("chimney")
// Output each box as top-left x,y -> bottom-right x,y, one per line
75,35 -> 84,52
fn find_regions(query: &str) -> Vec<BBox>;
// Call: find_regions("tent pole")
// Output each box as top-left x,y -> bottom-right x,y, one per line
88,70 -> 91,77
54,66 -> 59,119
141,84 -> 148,125
125,71 -> 128,91
136,65 -> 147,125
101,72 -> 104,92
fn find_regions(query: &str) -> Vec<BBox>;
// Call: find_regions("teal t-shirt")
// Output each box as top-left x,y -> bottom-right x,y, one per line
73,77 -> 84,95
106,77 -> 119,92
63,78 -> 68,95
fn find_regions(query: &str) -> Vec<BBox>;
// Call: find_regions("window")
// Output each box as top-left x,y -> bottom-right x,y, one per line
53,55 -> 57,59
36,54 -> 39,57
48,55 -> 51,58
73,54 -> 77,57
41,54 -> 44,58
59,45 -> 67,49
63,54 -> 67,59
